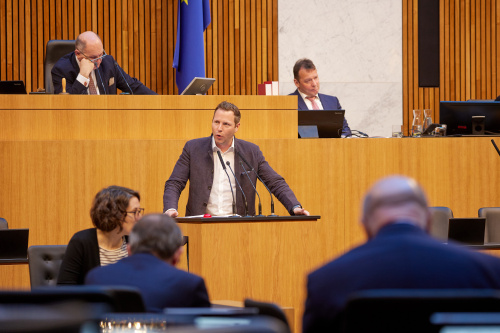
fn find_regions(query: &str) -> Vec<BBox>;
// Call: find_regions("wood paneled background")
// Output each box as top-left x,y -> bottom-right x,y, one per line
1,0 -> 499,126
0,0 -> 278,95
403,0 -> 500,133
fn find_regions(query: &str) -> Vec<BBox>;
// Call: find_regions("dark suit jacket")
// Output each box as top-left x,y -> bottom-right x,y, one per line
51,51 -> 157,95
289,89 -> 351,137
163,136 -> 301,216
303,223 -> 500,333
85,253 -> 210,312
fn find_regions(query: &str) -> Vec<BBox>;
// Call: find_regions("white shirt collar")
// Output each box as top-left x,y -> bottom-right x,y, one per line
211,135 -> 235,153
298,89 -> 318,100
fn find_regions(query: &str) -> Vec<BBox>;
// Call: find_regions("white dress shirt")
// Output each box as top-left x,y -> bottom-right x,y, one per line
206,136 -> 237,216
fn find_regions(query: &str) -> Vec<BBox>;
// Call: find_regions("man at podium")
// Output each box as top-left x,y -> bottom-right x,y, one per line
163,101 -> 309,217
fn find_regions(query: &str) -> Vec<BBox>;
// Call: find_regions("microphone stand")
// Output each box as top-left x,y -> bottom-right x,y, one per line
492,139 -> 500,157
226,161 -> 250,217
114,61 -> 134,95
240,160 -> 263,216
237,150 -> 277,217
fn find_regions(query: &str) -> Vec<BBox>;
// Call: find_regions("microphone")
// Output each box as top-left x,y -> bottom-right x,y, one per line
114,60 -> 134,95
240,160 -> 263,216
236,150 -> 277,217
492,139 -> 500,157
96,68 -> 107,94
226,161 -> 250,217
216,150 -> 237,216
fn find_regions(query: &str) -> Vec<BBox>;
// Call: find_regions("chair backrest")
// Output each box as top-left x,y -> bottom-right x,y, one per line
0,301 -> 100,333
28,245 -> 67,288
429,206 -> 454,241
478,207 -> 500,243
244,298 -> 290,333
0,217 -> 8,230
0,285 -> 146,313
342,289 -> 500,333
44,40 -> 76,93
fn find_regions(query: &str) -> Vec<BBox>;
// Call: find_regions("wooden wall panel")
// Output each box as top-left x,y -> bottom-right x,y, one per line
0,0 -> 278,95
0,95 -> 298,140
404,0 -> 500,135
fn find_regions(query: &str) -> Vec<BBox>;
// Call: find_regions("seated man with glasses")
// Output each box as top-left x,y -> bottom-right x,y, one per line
51,31 -> 157,95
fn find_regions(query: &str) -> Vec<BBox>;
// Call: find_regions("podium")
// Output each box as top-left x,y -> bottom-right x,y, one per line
176,215 -> 320,326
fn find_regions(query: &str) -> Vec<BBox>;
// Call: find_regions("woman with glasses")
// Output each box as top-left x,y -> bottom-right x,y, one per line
58,185 -> 144,285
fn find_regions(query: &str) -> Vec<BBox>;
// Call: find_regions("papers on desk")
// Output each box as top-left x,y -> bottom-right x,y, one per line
184,214 -> 241,218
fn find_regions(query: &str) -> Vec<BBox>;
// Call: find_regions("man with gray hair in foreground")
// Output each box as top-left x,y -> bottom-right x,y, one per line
85,214 -> 210,312
303,175 -> 500,333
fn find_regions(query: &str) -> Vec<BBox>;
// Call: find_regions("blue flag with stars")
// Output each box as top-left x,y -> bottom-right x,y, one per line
173,0 -> 211,94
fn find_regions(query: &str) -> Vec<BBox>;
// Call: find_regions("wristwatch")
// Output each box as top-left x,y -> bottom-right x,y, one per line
290,204 -> 302,215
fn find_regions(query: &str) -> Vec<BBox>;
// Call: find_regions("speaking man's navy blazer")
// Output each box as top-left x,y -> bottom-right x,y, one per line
51,51 -> 156,95
289,89 -> 351,137
303,223 -> 500,333
85,253 -> 210,312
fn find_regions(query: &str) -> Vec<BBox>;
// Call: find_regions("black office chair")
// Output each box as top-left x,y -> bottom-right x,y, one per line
429,206 -> 453,241
28,245 -> 67,288
479,207 -> 500,243
0,217 -> 8,230
244,298 -> 290,333
342,289 -> 500,333
44,40 -> 76,93
0,285 -> 146,313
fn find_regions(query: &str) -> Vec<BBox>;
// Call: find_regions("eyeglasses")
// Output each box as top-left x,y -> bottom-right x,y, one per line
77,49 -> 107,63
126,208 -> 145,217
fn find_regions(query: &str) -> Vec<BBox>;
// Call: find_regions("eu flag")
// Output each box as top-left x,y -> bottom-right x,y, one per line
173,0 -> 211,94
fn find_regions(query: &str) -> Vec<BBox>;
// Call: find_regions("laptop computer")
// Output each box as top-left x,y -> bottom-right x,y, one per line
0,229 -> 29,261
447,218 -> 485,245
180,77 -> 215,95
298,110 -> 345,138
0,80 -> 27,94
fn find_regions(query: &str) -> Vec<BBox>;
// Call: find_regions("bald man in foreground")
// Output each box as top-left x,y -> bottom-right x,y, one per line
303,176 -> 500,333
52,31 -> 156,95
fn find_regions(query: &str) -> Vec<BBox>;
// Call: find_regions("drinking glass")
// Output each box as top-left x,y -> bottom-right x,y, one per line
392,125 -> 403,138
412,109 -> 423,137
423,109 -> 433,132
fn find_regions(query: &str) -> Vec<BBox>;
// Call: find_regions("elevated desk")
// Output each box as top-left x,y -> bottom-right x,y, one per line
176,216 -> 320,223
0,95 -> 297,140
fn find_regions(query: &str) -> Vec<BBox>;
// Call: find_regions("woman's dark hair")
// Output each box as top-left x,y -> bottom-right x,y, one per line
90,185 -> 140,232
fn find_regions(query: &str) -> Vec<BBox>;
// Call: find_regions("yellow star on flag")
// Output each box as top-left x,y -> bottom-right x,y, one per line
181,0 -> 188,4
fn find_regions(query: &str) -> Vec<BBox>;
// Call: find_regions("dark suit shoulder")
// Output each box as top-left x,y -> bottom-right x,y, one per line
318,93 -> 340,104
185,136 -> 212,145
51,52 -> 77,75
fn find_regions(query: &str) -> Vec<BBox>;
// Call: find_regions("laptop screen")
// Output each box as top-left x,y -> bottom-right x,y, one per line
0,229 -> 29,259
0,80 -> 27,94
448,218 -> 485,245
298,110 -> 345,138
